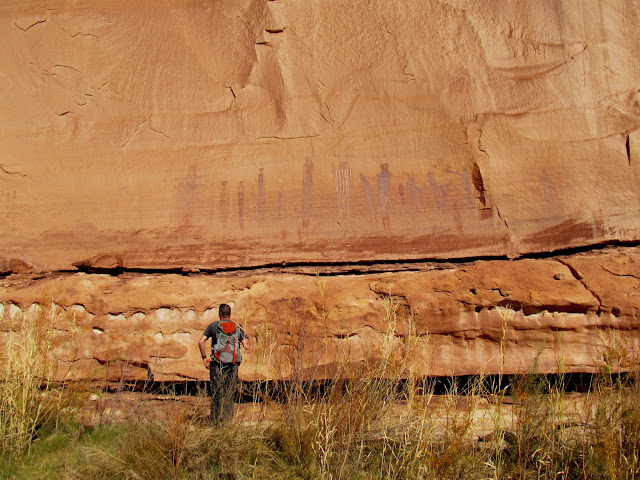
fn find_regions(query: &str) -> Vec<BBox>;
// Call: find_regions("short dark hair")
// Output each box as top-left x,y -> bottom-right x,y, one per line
219,303 -> 231,319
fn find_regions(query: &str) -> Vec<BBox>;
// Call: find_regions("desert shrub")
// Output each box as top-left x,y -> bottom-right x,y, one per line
6,291 -> 640,480
0,302 -> 66,456
81,403 -> 273,480
589,371 -> 640,480
260,295 -> 484,480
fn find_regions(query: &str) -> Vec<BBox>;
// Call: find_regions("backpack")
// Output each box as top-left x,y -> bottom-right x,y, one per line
212,320 -> 241,365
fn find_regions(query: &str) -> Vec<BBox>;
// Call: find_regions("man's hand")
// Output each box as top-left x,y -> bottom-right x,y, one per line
198,334 -> 210,369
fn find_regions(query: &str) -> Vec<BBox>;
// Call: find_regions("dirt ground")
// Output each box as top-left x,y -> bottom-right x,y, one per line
76,391 -> 593,441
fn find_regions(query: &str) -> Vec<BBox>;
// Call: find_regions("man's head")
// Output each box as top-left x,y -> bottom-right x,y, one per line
219,303 -> 231,319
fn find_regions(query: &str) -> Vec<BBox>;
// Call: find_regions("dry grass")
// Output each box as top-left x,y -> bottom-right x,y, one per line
81,408 -> 241,479
0,301 -> 67,456
248,294 -> 489,480
2,295 -> 640,479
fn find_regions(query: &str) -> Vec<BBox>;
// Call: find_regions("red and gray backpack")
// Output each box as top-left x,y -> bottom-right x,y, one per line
212,320 -> 242,365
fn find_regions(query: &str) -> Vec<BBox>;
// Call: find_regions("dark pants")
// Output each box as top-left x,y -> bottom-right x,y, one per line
209,362 -> 238,424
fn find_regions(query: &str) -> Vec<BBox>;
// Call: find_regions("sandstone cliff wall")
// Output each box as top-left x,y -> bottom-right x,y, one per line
1,249 -> 638,382
0,1 -> 639,380
1,0 -> 639,271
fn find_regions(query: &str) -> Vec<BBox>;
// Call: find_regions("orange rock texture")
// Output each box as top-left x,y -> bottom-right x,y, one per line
1,1 -> 639,270
0,1 -> 639,381
1,249 -> 639,382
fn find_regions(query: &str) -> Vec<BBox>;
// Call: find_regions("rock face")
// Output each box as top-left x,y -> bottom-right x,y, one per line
0,1 -> 639,271
1,248 -> 638,382
0,1 -> 639,381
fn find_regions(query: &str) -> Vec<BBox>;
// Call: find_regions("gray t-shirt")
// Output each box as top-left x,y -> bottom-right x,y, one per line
203,320 -> 246,364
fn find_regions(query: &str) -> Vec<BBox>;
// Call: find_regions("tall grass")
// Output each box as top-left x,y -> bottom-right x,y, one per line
3,295 -> 640,479
82,407 -> 240,480
254,293 -> 491,480
0,301 -> 64,456
589,334 -> 640,480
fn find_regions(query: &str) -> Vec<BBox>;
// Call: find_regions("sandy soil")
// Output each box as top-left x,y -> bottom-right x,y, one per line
76,391 -> 593,441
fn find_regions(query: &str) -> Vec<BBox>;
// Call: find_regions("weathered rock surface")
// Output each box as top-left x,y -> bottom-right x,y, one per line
1,1 -> 639,271
1,2 -> 639,382
1,248 -> 638,382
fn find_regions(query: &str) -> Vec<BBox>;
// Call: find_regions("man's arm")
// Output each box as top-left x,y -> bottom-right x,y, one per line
198,334 -> 211,369
239,327 -> 250,352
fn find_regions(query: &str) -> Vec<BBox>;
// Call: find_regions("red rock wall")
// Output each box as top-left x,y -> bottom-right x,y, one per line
1,249 -> 638,382
0,1 -> 639,271
0,1 -> 639,380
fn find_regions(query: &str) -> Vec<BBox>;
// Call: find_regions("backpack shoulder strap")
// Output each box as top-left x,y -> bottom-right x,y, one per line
219,319 -> 237,335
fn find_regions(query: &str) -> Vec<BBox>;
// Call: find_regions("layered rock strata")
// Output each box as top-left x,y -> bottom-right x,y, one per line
1,1 -> 639,382
1,248 -> 638,382
0,1 -> 639,272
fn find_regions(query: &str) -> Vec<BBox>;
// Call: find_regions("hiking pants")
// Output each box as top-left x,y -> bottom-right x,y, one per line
209,362 -> 238,423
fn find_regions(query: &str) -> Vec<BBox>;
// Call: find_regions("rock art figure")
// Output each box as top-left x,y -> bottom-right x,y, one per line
1,190 -> 17,223
3,190 -> 16,203
219,181 -> 229,227
541,169 -> 553,203
377,163 -> 391,229
445,167 -> 474,206
333,161 -> 352,218
237,182 -> 245,230
360,173 -> 376,219
208,182 -> 215,223
277,183 -> 286,240
257,168 -> 265,224
453,203 -> 463,233
428,172 -> 448,212
174,163 -> 200,226
407,174 -> 426,214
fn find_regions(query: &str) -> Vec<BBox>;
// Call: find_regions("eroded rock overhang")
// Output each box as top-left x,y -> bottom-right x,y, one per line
1,247 -> 638,382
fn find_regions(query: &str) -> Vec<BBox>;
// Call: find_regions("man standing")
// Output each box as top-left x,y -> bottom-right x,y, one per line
198,303 -> 250,423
